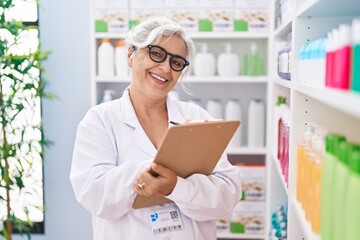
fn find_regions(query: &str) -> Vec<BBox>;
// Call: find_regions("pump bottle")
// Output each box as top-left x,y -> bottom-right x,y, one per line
98,39 -> 115,77
217,43 -> 240,76
193,43 -> 216,76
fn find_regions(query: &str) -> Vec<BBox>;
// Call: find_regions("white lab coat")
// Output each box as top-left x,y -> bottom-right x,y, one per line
70,89 -> 242,240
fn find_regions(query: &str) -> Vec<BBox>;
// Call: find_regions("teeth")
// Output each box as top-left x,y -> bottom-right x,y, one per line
150,73 -> 167,82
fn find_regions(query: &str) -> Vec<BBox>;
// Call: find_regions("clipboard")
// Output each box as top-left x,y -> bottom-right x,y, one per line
132,120 -> 240,209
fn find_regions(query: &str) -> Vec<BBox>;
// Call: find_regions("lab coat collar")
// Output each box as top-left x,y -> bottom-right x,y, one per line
118,89 -> 186,156
119,89 -> 157,157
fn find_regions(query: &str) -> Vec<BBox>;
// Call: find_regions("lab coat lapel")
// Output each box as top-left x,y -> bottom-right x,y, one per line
119,90 -> 157,157
166,96 -> 187,126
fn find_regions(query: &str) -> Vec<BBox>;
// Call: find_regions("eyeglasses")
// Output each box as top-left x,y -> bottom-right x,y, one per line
147,45 -> 189,72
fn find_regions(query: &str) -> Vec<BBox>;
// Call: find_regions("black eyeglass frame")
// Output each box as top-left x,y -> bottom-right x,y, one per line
146,44 -> 190,72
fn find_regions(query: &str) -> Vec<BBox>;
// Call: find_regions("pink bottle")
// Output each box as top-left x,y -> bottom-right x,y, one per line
336,24 -> 352,90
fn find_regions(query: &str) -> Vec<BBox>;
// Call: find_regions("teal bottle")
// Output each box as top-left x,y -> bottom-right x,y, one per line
320,134 -> 346,240
344,147 -> 360,240
351,18 -> 360,92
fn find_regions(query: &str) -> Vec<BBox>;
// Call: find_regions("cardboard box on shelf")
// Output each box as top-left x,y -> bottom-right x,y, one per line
236,164 -> 266,201
234,0 -> 269,32
230,201 -> 265,235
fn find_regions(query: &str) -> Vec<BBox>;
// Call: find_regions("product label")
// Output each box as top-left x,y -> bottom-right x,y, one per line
149,206 -> 184,234
230,201 -> 265,234
166,9 -> 199,32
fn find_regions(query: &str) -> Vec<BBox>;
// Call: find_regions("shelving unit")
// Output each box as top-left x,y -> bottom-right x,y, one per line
269,0 -> 360,239
90,1 -> 271,240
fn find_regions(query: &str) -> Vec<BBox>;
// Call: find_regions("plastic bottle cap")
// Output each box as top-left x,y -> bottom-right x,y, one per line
250,43 -> 258,54
199,43 -> 209,53
116,39 -> 125,47
325,134 -> 346,155
348,148 -> 360,175
352,18 -> 360,43
102,38 -> 111,43
339,24 -> 352,46
223,43 -> 233,53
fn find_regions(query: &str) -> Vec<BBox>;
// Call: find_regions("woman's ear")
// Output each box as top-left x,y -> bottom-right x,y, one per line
127,47 -> 134,67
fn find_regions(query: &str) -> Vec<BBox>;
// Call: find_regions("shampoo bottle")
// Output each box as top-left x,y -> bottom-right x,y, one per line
206,98 -> 223,119
320,134 -> 346,240
225,99 -> 242,147
344,147 -> 360,240
98,38 -> 115,77
100,89 -> 116,104
248,99 -> 265,147
336,24 -> 351,90
217,43 -> 240,76
115,39 -> 128,78
351,18 -> 360,92
332,142 -> 358,239
193,43 -> 216,76
244,43 -> 265,76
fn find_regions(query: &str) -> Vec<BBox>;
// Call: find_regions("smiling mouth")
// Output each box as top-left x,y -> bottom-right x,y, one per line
150,72 -> 169,83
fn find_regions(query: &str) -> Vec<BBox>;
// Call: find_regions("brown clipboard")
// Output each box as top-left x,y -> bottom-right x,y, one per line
132,120 -> 240,209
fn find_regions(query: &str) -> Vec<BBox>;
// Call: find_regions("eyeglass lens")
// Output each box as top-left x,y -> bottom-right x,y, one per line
148,45 -> 188,71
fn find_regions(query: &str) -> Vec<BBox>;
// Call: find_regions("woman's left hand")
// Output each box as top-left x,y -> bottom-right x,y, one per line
134,163 -> 177,197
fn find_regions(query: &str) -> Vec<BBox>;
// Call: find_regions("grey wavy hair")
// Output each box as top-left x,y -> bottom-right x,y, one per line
125,16 -> 195,88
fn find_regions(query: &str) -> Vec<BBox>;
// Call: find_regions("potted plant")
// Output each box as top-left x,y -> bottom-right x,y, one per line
0,0 -> 52,239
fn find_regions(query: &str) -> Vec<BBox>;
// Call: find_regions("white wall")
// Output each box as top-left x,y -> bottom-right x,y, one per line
13,1 -> 93,239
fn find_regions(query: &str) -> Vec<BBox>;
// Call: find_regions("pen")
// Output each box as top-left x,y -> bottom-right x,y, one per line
169,120 -> 180,125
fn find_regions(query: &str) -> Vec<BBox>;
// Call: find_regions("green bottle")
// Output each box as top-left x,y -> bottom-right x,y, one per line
351,18 -> 360,92
321,134 -> 346,240
332,142 -> 358,239
244,43 -> 265,76
344,147 -> 360,240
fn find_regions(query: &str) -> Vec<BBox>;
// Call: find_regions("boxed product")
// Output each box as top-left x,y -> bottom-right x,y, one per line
95,0 -> 128,32
129,0 -> 164,29
216,215 -> 231,233
198,0 -> 234,32
230,201 -> 265,234
234,0 -> 269,32
165,0 -> 199,32
237,164 -> 266,201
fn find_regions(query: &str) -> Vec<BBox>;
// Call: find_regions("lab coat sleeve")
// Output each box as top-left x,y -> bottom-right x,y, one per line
165,153 -> 242,222
70,109 -> 151,221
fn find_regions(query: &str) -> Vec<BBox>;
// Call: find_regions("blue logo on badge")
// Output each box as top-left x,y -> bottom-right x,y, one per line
150,212 -> 159,222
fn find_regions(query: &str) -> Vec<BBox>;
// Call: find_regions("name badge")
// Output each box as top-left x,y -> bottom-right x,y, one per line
148,206 -> 184,234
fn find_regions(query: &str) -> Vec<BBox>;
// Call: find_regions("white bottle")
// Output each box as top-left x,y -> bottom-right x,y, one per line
193,43 -> 216,76
206,98 -> 223,119
98,39 -> 115,77
100,89 -> 116,104
217,43 -> 240,76
115,39 -> 128,78
225,99 -> 242,147
248,99 -> 265,147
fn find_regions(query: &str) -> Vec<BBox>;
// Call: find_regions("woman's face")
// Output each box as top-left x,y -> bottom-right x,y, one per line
128,35 -> 188,101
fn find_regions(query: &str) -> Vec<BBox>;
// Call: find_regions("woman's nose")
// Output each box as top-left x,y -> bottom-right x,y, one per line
158,56 -> 172,72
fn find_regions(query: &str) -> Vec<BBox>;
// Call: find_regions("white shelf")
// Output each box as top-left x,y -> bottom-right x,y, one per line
297,0 -> 360,18
227,147 -> 267,155
274,18 -> 292,39
95,76 -> 269,84
217,232 -> 265,239
94,32 -> 269,40
294,82 -> 360,119
189,32 -> 269,39
291,199 -> 321,240
273,78 -> 292,89
188,76 -> 269,83
95,32 -> 127,39
271,154 -> 288,195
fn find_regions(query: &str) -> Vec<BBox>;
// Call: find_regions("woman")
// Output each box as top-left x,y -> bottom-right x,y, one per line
70,16 -> 242,240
